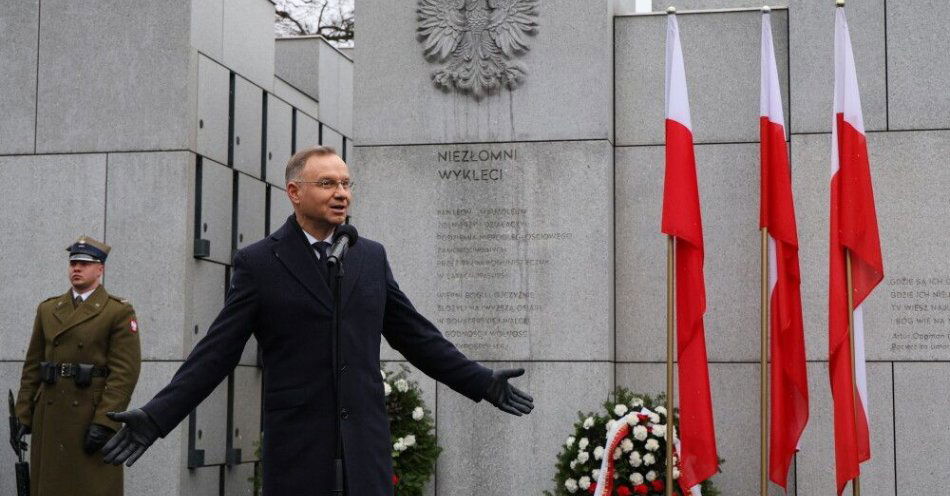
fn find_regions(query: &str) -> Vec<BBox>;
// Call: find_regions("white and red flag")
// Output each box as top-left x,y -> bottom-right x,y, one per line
760,9 -> 809,491
828,6 -> 884,494
661,12 -> 718,494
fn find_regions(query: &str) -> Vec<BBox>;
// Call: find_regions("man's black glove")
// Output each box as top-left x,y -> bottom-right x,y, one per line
83,423 -> 115,455
101,409 -> 161,466
10,424 -> 29,454
484,368 -> 534,416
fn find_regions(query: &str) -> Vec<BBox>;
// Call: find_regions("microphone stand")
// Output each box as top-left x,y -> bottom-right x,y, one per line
330,259 -> 345,495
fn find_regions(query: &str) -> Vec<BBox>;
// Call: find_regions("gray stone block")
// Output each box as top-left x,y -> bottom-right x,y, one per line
344,138 -> 354,164
275,37 -> 321,101
295,112 -> 320,152
193,380 -> 230,466
322,124 -> 344,153
180,465 -> 223,496
0,0 -> 38,154
35,0 -> 192,153
268,186 -> 292,236
236,174 -> 266,250
223,461 -> 257,496
338,56 -> 354,138
190,0 -> 223,61
105,152 -> 193,361
233,76 -> 264,178
615,9 -> 789,146
894,362 -> 950,494
198,54 -> 231,166
789,0 -> 887,133
651,1 -> 788,9
436,362 -> 613,495
0,154 -> 106,361
199,157 -> 234,265
616,144 -> 762,362
360,141 -> 612,361
886,0 -> 950,130
231,366 -> 263,463
187,260 -> 228,353
355,0 -> 613,145
318,41 -> 354,137
794,362 -> 895,496
221,0 -> 275,89
273,76 -> 320,122
265,96 -> 293,187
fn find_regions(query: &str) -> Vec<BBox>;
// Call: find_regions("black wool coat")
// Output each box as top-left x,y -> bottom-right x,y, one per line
142,216 -> 492,495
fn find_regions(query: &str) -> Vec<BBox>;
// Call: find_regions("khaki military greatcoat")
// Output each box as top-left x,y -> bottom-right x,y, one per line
15,286 -> 141,496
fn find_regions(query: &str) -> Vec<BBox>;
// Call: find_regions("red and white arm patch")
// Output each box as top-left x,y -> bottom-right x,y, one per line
130,318 -> 138,333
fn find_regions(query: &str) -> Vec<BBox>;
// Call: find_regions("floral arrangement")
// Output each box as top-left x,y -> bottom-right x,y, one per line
544,388 -> 720,496
383,364 -> 441,496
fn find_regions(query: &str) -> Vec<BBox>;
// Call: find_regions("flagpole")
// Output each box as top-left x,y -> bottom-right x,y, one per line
666,233 -> 675,496
845,250 -> 861,496
760,227 -> 769,495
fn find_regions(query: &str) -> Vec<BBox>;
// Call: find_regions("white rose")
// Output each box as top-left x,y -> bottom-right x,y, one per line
656,406 -> 667,415
403,435 -> 416,447
565,436 -> 576,448
578,437 -> 589,450
591,469 -> 600,480
576,451 -> 590,463
582,417 -> 595,429
652,425 -> 666,438
643,453 -> 656,466
606,419 -> 616,431
630,472 -> 644,485
649,413 -> 661,424
626,415 -> 639,426
630,397 -> 644,408
578,476 -> 591,490
564,478 -> 578,493
593,446 -> 605,460
645,470 -> 657,482
395,379 -> 409,392
383,382 -> 392,396
569,461 -> 577,470
614,404 -> 629,417
393,440 -> 405,451
644,439 -> 660,452
412,407 -> 425,421
673,467 -> 681,479
632,425 -> 648,441
620,438 -> 634,453
613,447 -> 622,460
629,451 -> 642,467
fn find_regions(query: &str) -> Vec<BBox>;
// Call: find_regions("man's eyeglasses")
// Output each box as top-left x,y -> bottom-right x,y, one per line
294,179 -> 354,191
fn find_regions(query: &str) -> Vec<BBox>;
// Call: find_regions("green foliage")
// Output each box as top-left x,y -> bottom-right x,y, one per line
384,364 -> 441,496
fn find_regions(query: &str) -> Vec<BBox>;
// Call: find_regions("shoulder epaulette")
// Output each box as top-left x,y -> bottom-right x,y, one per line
108,295 -> 131,305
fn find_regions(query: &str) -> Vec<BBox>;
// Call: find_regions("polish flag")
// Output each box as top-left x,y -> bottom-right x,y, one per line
760,9 -> 809,491
828,6 -> 884,494
661,12 -> 718,494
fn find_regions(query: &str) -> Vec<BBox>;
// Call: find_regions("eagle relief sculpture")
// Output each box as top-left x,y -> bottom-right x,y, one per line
417,0 -> 540,99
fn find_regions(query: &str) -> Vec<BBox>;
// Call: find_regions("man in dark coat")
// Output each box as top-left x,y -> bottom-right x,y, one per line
101,146 -> 534,495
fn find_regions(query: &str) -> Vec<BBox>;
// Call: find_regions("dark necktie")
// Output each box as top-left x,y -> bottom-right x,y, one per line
313,241 -> 331,282
73,295 -> 83,308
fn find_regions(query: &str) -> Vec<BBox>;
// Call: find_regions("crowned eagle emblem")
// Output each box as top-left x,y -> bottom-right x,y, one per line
417,0 -> 539,98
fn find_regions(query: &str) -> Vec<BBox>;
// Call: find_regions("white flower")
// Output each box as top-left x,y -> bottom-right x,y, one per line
591,469 -> 600,480
569,461 -> 577,470
629,451 -> 642,467
630,472 -> 644,485
380,369 -> 387,380
614,404 -> 629,417
644,439 -> 660,452
383,382 -> 392,396
673,467 -> 681,479
412,407 -> 425,421
649,413 -> 661,424
582,417 -> 594,429
564,478 -> 578,493
578,476 -> 591,490
393,439 -> 406,451
626,415 -> 639,426
606,419 -> 616,431
395,379 -> 409,392
645,470 -> 657,482
643,453 -> 656,466
632,425 -> 648,441
578,437 -> 589,450
620,438 -> 634,453
403,435 -> 416,447
576,451 -> 590,463
565,436 -> 576,448
613,447 -> 622,460
630,397 -> 644,408
652,425 -> 667,438
655,406 -> 667,415
593,446 -> 605,460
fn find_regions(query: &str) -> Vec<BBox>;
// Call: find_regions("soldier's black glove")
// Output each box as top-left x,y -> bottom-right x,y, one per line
10,425 -> 29,454
484,368 -> 534,416
83,423 -> 115,455
101,409 -> 161,466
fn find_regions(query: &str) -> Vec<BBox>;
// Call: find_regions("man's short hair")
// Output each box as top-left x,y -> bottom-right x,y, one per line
285,146 -> 339,184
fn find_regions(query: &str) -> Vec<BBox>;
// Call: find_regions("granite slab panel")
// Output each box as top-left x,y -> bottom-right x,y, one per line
360,141 -> 612,361
615,9 -> 789,145
321,124 -> 344,152
221,0 -> 275,89
337,55 -> 354,138
236,174 -> 266,250
274,37 -> 320,101
105,152 -> 193,361
295,112 -> 320,152
273,76 -> 320,122
197,54 -> 231,166
893,362 -> 950,495
268,186 -> 292,236
190,0 -> 224,60
35,0 -> 191,153
199,157 -> 234,265
232,76 -> 264,178
187,260 -> 228,353
318,40 -> 355,136
230,366 -> 263,463
0,154 -> 106,360
179,465 -> 222,495
192,380 -> 230,466
0,0 -> 39,154
265,96 -> 293,187
355,0 -> 613,145
651,1 -> 788,9
223,461 -> 257,496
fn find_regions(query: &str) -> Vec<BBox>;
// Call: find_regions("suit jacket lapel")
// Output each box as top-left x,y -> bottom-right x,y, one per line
52,291 -> 74,324
54,286 -> 108,338
271,216 -> 334,312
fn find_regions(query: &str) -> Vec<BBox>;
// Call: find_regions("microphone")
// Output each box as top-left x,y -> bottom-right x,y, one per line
327,224 -> 358,266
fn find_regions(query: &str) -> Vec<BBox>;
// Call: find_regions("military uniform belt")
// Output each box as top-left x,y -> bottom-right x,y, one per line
39,361 -> 110,386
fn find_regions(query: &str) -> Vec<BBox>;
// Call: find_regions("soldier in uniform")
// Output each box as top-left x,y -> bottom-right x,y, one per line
12,236 -> 141,496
